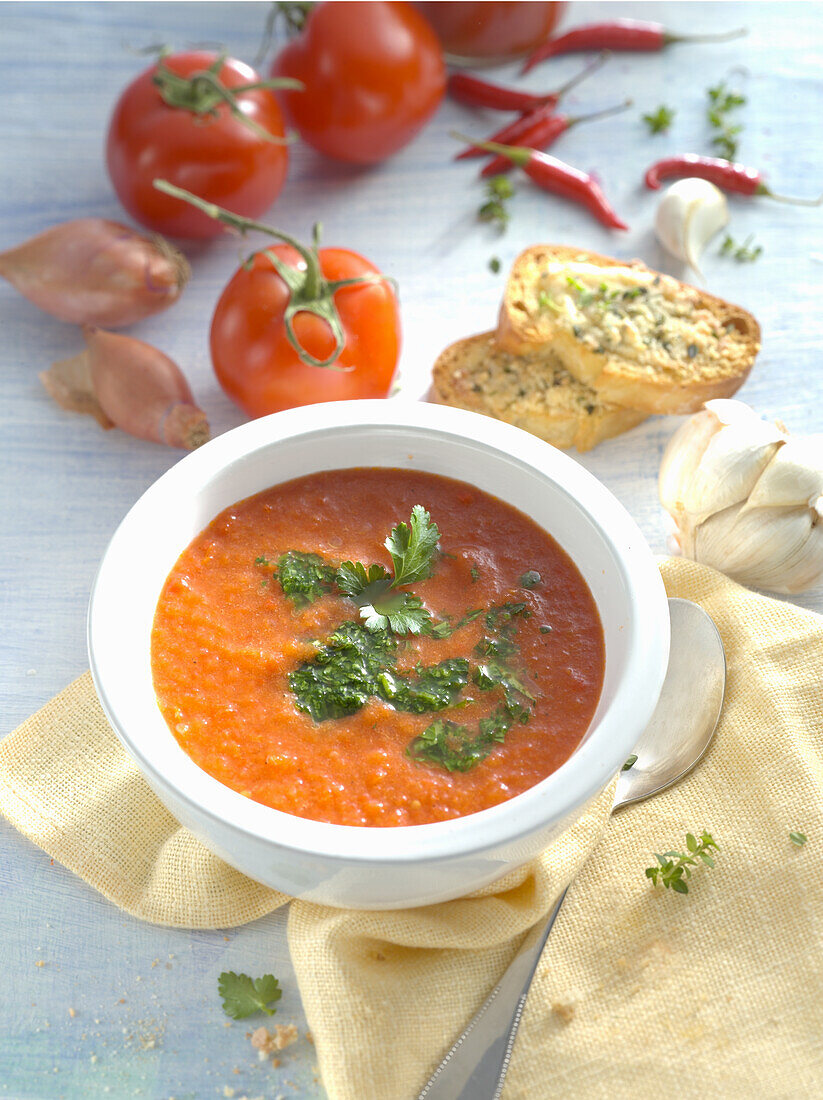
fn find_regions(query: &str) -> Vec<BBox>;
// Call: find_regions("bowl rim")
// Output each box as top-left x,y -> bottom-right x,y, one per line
88,400 -> 669,865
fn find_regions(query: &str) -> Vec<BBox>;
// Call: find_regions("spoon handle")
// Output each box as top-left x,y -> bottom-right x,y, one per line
416,888 -> 568,1100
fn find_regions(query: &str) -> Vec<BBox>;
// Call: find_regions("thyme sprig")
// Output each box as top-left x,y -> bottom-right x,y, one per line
645,831 -> 719,894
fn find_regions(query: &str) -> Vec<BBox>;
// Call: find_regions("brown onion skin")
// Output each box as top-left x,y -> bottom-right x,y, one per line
84,326 -> 209,450
0,218 -> 190,326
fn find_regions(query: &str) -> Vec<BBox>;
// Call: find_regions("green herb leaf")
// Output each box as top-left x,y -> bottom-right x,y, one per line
719,233 -> 762,262
386,506 -> 441,587
622,754 -> 638,771
360,591 -> 432,636
290,621 -> 395,722
488,256 -> 501,274
336,561 -> 391,599
218,971 -> 282,1020
407,709 -> 512,773
470,565 -> 480,583
789,830 -> 807,847
706,80 -> 746,160
642,104 -> 675,134
276,551 -> 337,608
478,174 -> 515,231
520,570 -> 541,589
645,831 -> 719,894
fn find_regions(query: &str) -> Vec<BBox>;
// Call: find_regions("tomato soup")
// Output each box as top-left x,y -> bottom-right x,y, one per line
151,468 -> 604,827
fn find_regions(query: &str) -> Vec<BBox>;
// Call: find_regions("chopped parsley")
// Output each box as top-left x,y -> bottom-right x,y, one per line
273,551 -> 337,608
488,255 -> 502,274
271,508 -> 541,774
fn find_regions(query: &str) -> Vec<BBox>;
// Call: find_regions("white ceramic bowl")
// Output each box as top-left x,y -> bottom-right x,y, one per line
88,401 -> 669,909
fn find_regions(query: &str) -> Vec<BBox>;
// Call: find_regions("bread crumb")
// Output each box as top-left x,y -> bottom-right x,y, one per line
305,1030 -> 314,1044
35,960 -> 45,968
250,1023 -> 299,1062
68,1008 -> 76,1018
551,1002 -> 575,1024
222,1089 -> 235,1098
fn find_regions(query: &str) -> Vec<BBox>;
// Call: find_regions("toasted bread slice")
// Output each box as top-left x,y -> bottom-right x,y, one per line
430,332 -> 647,452
496,245 -> 761,415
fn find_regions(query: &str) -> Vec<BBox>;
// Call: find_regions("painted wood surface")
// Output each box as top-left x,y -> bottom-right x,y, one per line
1,2 -> 821,1097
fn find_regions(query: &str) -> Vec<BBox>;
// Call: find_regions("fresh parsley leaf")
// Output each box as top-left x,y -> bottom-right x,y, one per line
645,831 -> 719,894
360,591 -> 432,636
488,255 -> 501,274
276,551 -> 336,608
789,830 -> 807,847
386,506 -> 441,587
218,971 -> 282,1020
484,601 -> 529,631
427,608 -> 483,639
470,566 -> 480,583
520,570 -> 541,589
642,104 -> 675,134
336,561 -> 391,599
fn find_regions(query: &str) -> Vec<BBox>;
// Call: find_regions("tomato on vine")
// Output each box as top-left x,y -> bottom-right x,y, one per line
154,181 -> 401,416
271,1 -> 446,164
106,51 -> 301,239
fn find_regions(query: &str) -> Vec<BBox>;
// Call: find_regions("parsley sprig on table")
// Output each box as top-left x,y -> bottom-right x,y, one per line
642,104 -> 675,134
645,831 -> 719,894
218,971 -> 282,1019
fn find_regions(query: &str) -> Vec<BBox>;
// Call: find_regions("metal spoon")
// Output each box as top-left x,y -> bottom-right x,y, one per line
417,597 -> 726,1100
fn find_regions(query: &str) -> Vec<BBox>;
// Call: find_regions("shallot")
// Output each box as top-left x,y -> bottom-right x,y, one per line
0,218 -> 189,326
40,327 -> 210,450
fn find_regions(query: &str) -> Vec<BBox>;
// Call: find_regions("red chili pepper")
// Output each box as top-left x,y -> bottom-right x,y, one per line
645,154 -> 823,205
523,20 -> 747,74
479,100 -> 633,178
453,132 -> 627,230
450,50 -> 609,117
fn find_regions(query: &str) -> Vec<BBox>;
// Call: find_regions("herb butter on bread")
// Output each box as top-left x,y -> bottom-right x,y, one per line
497,245 -> 761,414
431,332 -> 647,452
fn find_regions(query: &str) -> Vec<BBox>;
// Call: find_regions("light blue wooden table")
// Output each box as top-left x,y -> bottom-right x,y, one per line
2,3 -> 821,1097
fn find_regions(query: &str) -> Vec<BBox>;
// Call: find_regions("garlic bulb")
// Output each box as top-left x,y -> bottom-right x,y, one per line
655,178 -> 729,277
660,399 -> 823,593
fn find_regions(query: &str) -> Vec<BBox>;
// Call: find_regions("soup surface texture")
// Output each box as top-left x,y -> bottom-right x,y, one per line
151,468 -> 604,827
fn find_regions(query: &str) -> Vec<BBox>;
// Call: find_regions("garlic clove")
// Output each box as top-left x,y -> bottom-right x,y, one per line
654,178 -> 729,277
659,407 -> 722,522
693,501 -> 821,593
669,407 -> 784,525
746,435 -> 823,509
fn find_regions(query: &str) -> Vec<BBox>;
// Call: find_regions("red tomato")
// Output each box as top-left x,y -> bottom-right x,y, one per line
210,246 -> 400,416
106,52 -> 289,239
272,1 -> 446,164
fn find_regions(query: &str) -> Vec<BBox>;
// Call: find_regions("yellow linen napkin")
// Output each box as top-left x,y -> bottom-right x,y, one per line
2,559 -> 822,1098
